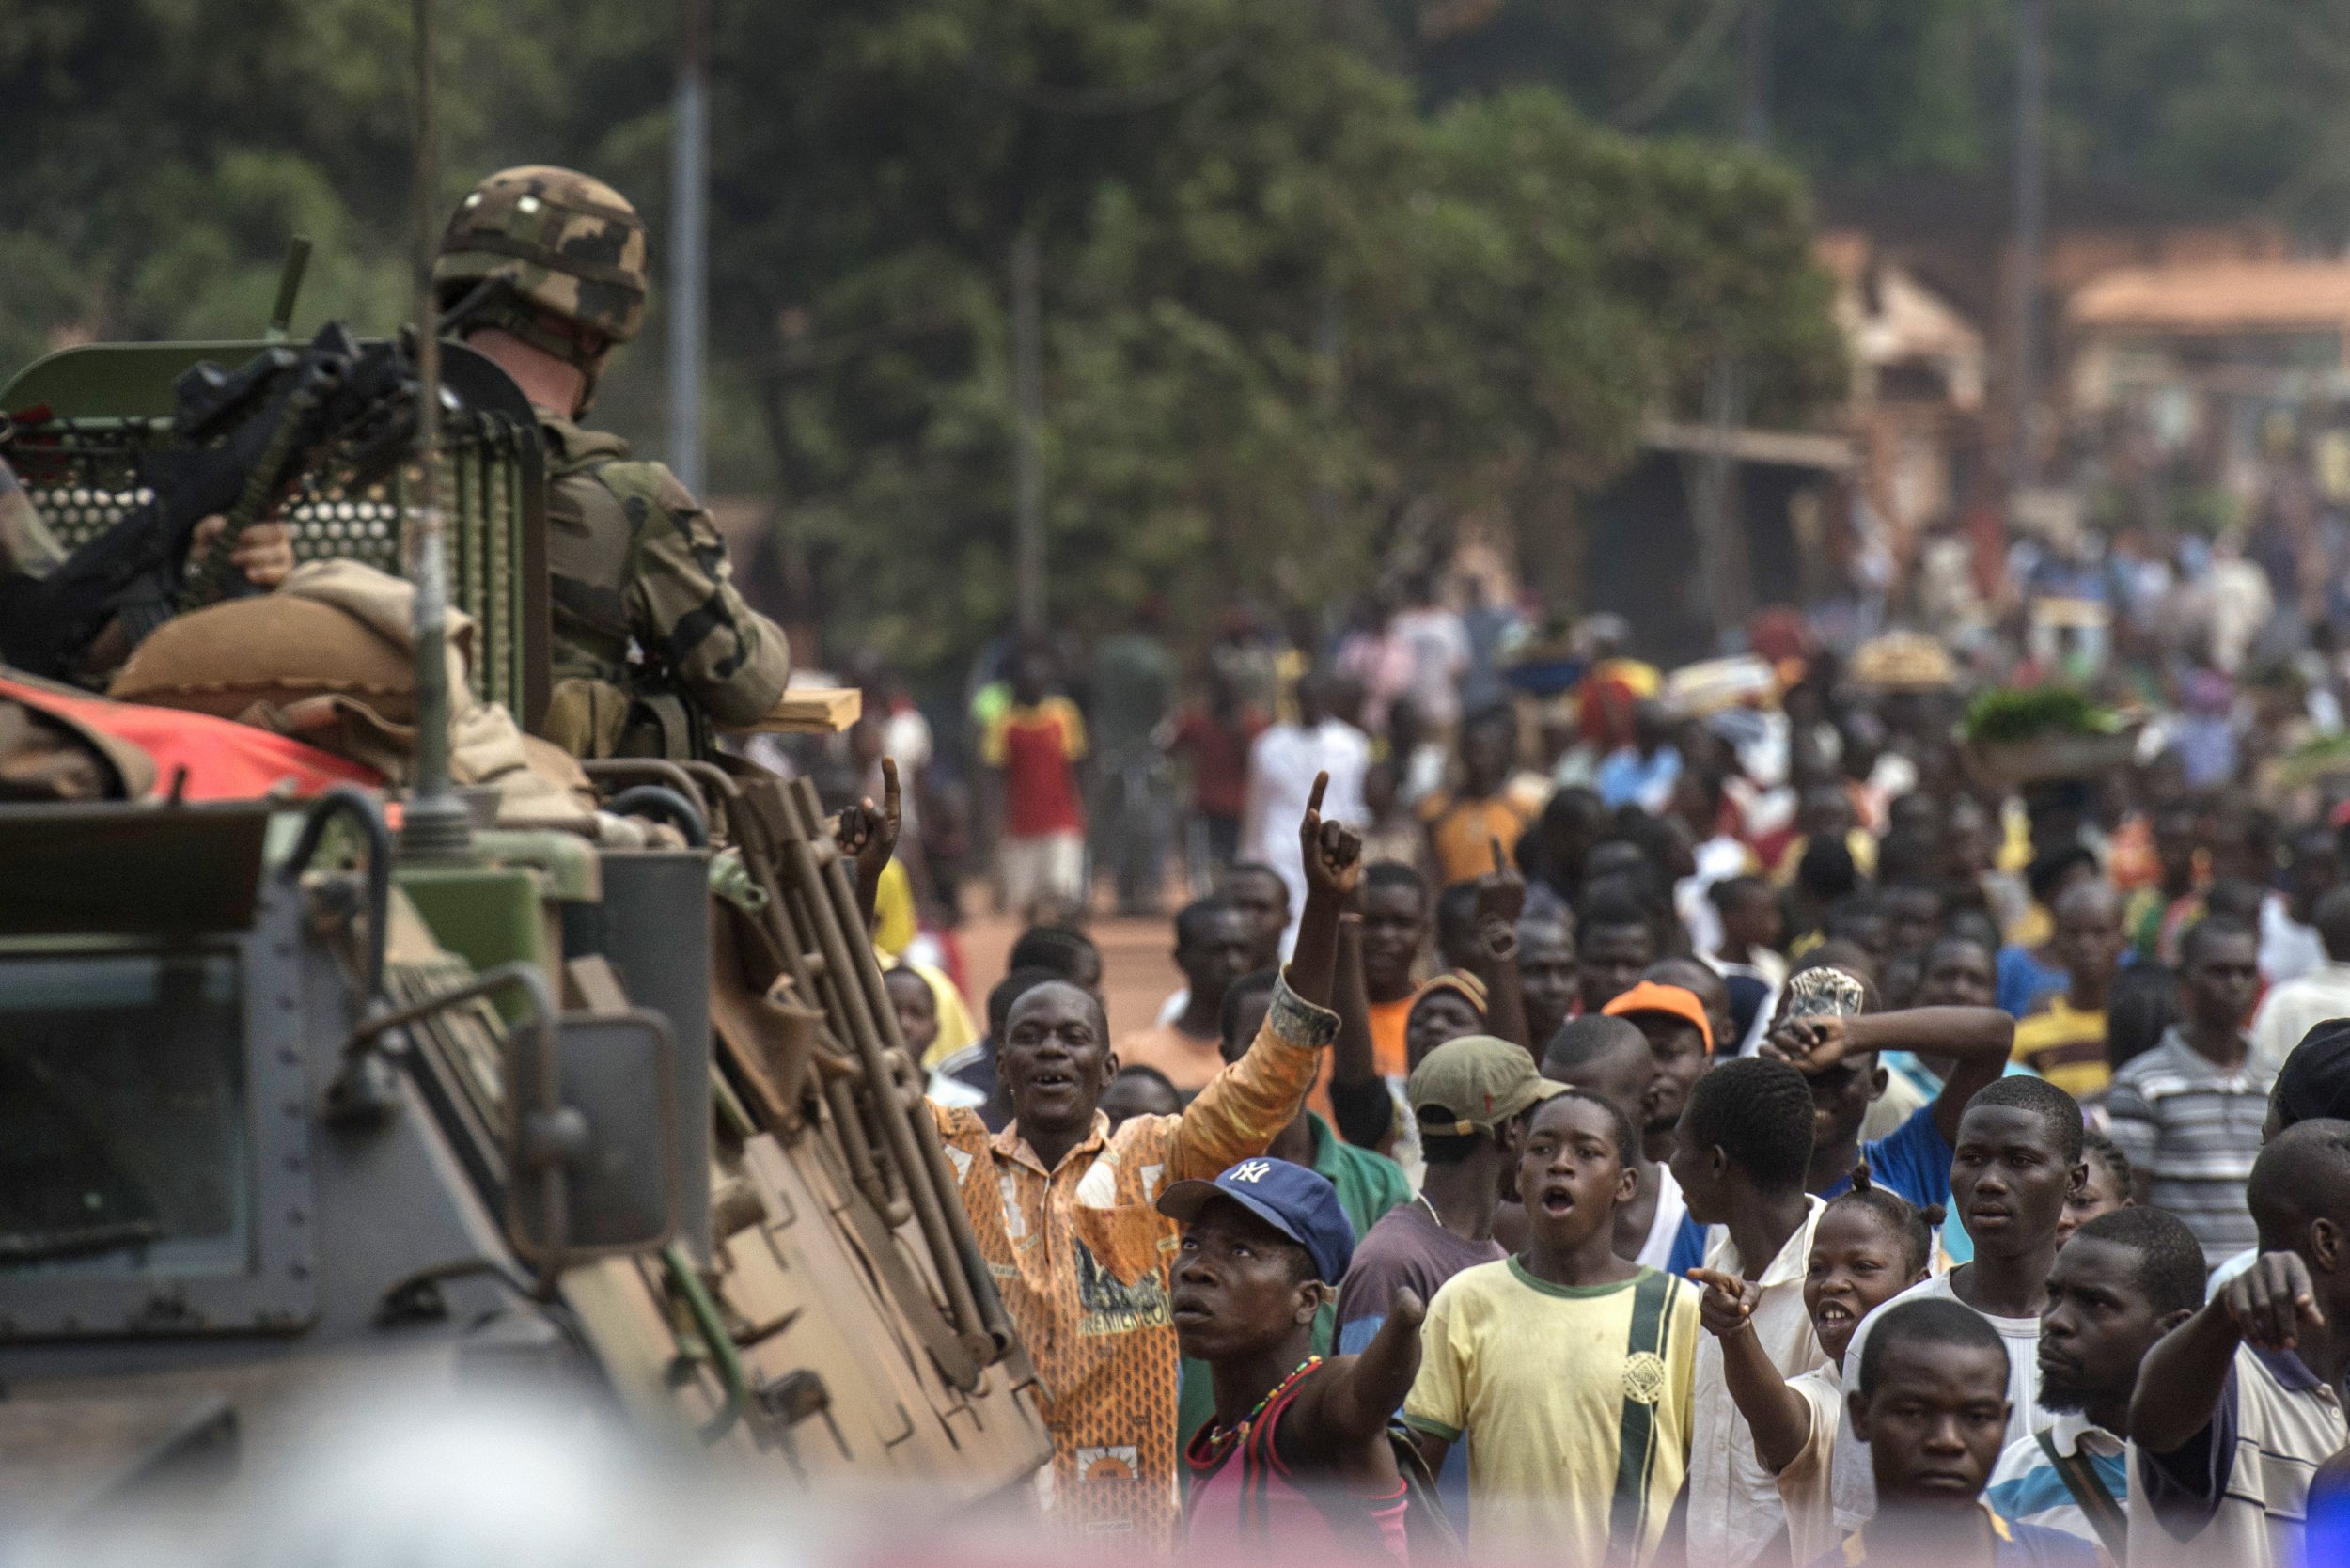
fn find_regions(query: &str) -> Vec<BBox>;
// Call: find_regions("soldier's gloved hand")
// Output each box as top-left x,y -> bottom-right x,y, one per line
189,514 -> 296,589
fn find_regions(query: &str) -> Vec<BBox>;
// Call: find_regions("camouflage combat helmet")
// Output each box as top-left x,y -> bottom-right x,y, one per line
434,165 -> 649,375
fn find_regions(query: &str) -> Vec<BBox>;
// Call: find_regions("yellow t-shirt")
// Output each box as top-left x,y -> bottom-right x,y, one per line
872,856 -> 918,958
1405,1259 -> 1699,1564
908,959 -> 979,1069
1768,827 -> 1879,886
2011,996 -> 2111,1098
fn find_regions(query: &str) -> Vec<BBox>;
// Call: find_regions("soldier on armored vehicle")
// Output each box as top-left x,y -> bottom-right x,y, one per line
432,165 -> 791,761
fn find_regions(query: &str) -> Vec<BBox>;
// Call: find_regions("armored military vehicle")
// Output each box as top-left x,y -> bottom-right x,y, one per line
0,303 -> 1050,1530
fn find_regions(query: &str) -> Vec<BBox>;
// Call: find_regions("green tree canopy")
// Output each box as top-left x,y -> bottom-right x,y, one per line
701,0 -> 1846,667
1410,0 -> 2350,232
1,0 -> 1854,675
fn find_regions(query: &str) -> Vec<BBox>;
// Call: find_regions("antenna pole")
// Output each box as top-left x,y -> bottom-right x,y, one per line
267,235 -> 313,342
2011,0 -> 2048,494
668,0 -> 709,494
1010,227 -> 1043,636
402,0 -> 471,856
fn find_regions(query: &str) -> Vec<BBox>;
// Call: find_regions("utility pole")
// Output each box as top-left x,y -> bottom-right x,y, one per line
1010,228 -> 1044,637
1309,277 -> 1344,541
1740,0 -> 1772,145
403,0 -> 469,856
669,0 -> 709,495
2011,0 -> 2047,493
1689,0 -> 1769,645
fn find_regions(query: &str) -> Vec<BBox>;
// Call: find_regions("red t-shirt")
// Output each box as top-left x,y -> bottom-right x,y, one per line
1170,704 -> 1267,819
984,697 -> 1087,839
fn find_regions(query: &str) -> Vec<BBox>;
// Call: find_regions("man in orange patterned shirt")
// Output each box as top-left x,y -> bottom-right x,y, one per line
930,776 -> 1361,1547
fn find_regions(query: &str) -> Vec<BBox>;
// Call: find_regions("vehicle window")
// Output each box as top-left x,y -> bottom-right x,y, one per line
0,949 -> 250,1278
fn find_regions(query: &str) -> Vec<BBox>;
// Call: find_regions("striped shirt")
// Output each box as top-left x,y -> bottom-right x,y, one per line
2010,997 -> 2112,1099
2103,1029 -> 2273,1259
2131,1343 -> 2348,1568
1987,1413 -> 2128,1553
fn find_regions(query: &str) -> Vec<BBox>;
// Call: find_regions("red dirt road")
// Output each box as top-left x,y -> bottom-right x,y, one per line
948,908 -> 1183,1041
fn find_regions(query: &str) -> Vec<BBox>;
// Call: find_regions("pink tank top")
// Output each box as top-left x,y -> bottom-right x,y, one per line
1183,1363 -> 1411,1563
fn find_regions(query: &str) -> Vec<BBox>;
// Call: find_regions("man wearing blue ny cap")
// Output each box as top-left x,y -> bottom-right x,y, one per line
1161,1157 -> 1426,1560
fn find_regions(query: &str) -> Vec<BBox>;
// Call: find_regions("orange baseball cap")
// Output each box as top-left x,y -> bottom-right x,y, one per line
1601,980 -> 1715,1054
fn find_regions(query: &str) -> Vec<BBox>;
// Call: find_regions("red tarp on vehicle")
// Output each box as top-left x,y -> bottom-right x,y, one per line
0,673 -> 383,800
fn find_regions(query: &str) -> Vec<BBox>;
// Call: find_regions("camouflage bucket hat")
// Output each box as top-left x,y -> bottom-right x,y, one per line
434,165 -> 649,348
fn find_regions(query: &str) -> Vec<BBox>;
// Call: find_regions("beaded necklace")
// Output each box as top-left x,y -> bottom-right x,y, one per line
1194,1355 -> 1323,1464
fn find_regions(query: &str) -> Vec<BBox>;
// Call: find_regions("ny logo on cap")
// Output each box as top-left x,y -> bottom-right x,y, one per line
1230,1160 -> 1273,1184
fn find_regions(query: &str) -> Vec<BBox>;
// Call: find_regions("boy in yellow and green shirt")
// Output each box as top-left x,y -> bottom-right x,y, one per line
1404,1089 -> 1699,1564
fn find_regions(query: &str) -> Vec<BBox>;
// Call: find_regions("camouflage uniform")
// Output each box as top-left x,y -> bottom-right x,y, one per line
537,417 -> 791,759
436,165 -> 790,759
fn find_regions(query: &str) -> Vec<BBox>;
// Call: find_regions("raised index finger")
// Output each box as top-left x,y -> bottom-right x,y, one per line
881,756 -> 901,812
1307,771 -> 1329,820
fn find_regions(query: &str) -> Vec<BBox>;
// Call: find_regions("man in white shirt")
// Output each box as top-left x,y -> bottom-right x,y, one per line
1831,1076 -> 2089,1532
2259,823 -> 2336,986
1241,669 -> 1368,944
2203,532 -> 2273,674
1671,1058 -> 1832,1566
2251,883 -> 2350,1074
1388,576 -> 1470,733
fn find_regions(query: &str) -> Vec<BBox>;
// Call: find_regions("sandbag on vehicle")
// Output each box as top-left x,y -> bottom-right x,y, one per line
110,558 -> 594,827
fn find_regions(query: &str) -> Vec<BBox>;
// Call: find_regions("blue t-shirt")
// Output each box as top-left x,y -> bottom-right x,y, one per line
1595,745 -> 1682,809
1820,1102 -> 1953,1212
1997,944 -> 2067,1020
1723,972 -> 1773,1053
1667,1214 -> 1708,1278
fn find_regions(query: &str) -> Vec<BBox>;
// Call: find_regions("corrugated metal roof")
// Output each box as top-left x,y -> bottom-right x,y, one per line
1642,421 -> 1853,470
2069,261 -> 2350,334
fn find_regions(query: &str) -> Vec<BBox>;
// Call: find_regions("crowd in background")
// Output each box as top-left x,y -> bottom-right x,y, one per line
758,491 -> 2350,1567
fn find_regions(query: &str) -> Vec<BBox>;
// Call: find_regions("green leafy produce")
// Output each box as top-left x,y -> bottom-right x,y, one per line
2277,731 -> 2350,786
1961,686 -> 2123,744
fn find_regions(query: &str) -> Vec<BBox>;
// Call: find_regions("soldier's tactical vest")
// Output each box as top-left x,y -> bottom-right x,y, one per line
539,418 -> 708,760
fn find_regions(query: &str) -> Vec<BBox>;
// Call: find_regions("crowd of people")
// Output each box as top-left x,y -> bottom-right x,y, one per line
31,148 -> 2350,1567
797,533 -> 2350,1568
